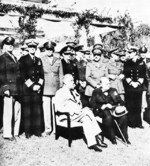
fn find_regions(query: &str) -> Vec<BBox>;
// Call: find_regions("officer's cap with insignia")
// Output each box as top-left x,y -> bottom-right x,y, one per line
60,45 -> 74,55
1,37 -> 15,49
43,41 -> 56,51
25,39 -> 39,48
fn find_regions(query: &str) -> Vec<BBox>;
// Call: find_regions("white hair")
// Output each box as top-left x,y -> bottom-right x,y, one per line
63,74 -> 73,85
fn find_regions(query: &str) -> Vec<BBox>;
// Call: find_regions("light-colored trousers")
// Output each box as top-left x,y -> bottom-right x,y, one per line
42,96 -> 52,133
3,96 -> 21,138
72,107 -> 101,147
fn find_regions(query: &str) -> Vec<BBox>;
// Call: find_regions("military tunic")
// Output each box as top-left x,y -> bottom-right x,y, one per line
123,58 -> 146,127
106,60 -> 125,98
85,59 -> 108,97
19,54 -> 44,136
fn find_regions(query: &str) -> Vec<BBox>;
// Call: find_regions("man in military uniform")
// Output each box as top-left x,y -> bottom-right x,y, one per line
60,45 -> 79,86
19,39 -> 44,138
0,37 -> 22,141
40,41 -> 63,136
123,46 -> 147,128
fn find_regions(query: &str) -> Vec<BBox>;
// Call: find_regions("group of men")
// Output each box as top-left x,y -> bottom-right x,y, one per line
1,35 -> 150,153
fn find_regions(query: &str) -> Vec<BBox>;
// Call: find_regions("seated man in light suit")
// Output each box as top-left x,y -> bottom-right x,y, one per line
55,74 -> 107,152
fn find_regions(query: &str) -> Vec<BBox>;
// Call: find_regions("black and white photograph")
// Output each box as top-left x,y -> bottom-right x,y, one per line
0,0 -> 150,166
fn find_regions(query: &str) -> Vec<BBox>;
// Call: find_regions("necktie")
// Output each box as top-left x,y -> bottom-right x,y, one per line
33,56 -> 35,63
70,90 -> 77,102
11,55 -> 17,63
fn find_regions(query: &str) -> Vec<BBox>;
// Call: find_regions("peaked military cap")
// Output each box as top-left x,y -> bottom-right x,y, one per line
25,39 -> 39,47
1,37 -> 15,48
60,45 -> 74,55
43,41 -> 56,50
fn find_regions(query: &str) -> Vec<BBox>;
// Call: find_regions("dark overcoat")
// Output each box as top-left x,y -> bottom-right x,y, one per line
19,54 -> 44,136
0,52 -> 22,96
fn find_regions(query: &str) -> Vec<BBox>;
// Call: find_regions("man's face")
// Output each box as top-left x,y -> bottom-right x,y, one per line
140,53 -> 147,59
28,46 -> 36,54
129,51 -> 136,59
101,79 -> 110,91
4,44 -> 14,52
45,49 -> 53,57
93,54 -> 101,62
63,53 -> 71,61
67,76 -> 75,89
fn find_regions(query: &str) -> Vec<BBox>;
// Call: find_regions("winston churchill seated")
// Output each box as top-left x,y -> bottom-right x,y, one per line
90,77 -> 130,144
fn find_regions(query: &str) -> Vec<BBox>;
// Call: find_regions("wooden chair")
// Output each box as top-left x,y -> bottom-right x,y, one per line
52,97 -> 83,147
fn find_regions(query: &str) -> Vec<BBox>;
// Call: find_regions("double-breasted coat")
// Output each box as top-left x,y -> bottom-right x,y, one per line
0,52 -> 22,96
0,51 -> 22,138
19,54 -> 44,136
123,58 -> 146,127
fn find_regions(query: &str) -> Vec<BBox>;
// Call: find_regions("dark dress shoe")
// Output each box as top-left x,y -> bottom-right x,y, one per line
126,140 -> 131,144
89,145 -> 102,152
4,137 -> 16,141
96,137 -> 108,148
111,139 -> 117,145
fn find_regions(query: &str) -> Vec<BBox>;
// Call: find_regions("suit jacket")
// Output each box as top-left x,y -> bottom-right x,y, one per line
0,51 -> 22,96
90,87 -> 124,114
55,86 -> 82,117
19,54 -> 44,95
40,55 -> 63,95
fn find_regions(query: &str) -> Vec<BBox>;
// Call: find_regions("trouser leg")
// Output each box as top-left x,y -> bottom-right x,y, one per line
102,110 -> 115,141
14,100 -> 21,136
32,95 -> 42,136
3,96 -> 13,138
80,109 -> 101,147
42,96 -> 51,133
23,96 -> 31,135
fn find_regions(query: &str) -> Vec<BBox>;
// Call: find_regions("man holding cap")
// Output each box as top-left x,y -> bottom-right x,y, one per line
0,37 -> 22,141
40,41 -> 63,136
91,77 -> 130,144
19,38 -> 44,138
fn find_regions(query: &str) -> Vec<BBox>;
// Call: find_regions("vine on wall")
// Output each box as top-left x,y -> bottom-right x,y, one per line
0,3 -> 112,44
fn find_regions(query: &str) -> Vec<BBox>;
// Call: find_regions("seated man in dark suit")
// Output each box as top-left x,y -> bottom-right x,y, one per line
90,77 -> 130,144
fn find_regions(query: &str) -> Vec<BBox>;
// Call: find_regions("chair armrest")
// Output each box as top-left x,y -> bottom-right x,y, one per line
55,111 -> 71,127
